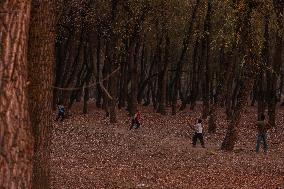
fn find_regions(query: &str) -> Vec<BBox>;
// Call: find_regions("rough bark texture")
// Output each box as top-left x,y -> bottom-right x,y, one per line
27,0 -> 56,188
0,1 -> 34,188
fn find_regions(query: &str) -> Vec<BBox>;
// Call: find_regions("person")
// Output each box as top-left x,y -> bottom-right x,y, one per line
256,114 -> 271,154
130,111 -> 141,130
192,119 -> 205,148
56,103 -> 65,121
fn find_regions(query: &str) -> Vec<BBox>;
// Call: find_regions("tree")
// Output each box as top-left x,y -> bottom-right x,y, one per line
267,0 -> 283,127
27,0 -> 57,188
221,0 -> 261,151
0,0 -> 34,188
171,0 -> 200,115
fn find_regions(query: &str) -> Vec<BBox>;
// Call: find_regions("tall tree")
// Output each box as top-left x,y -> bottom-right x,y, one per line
27,0 -> 56,188
201,0 -> 213,119
171,0 -> 200,115
0,1 -> 34,188
267,0 -> 283,127
221,0 -> 260,151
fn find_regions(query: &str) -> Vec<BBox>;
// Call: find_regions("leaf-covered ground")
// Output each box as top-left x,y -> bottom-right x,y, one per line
50,102 -> 284,189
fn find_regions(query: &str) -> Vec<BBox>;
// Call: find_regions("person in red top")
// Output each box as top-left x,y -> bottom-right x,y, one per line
130,110 -> 141,130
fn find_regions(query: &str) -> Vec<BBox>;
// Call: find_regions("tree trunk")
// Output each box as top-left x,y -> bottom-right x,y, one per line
208,45 -> 226,133
201,0 -> 212,119
129,41 -> 138,116
221,1 -> 259,151
27,0 -> 56,188
190,38 -> 200,110
83,82 -> 90,114
172,0 -> 200,115
257,16 -> 270,119
267,0 -> 284,127
102,43 -> 110,117
96,35 -> 102,108
268,35 -> 282,127
0,1 -> 34,188
109,47 -> 119,123
157,36 -> 170,115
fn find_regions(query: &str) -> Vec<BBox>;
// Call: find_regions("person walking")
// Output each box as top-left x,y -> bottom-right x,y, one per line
192,119 -> 205,148
256,114 -> 271,154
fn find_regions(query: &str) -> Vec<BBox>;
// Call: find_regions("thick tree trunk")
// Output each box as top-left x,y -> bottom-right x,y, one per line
221,1 -> 259,151
27,0 -> 56,188
0,1 -> 33,188
221,78 -> 254,151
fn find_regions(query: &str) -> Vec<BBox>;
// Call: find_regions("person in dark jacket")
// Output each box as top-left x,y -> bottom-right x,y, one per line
256,114 -> 271,154
56,103 -> 65,122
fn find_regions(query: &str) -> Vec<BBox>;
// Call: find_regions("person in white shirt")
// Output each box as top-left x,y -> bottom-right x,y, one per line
192,119 -> 205,148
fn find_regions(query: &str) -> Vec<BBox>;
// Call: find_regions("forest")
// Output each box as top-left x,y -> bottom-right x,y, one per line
1,0 -> 284,188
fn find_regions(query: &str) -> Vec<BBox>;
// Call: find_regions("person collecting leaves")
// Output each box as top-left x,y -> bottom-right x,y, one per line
130,110 -> 141,130
256,114 -> 272,154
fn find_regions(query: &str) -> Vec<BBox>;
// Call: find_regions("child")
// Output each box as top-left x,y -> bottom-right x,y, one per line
192,119 -> 205,148
130,111 -> 141,130
56,103 -> 65,121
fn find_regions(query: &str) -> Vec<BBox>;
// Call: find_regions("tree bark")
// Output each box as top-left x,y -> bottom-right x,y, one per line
27,0 -> 56,188
0,1 -> 34,188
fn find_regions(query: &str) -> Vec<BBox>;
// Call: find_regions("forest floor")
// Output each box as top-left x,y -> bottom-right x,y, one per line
50,102 -> 284,189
